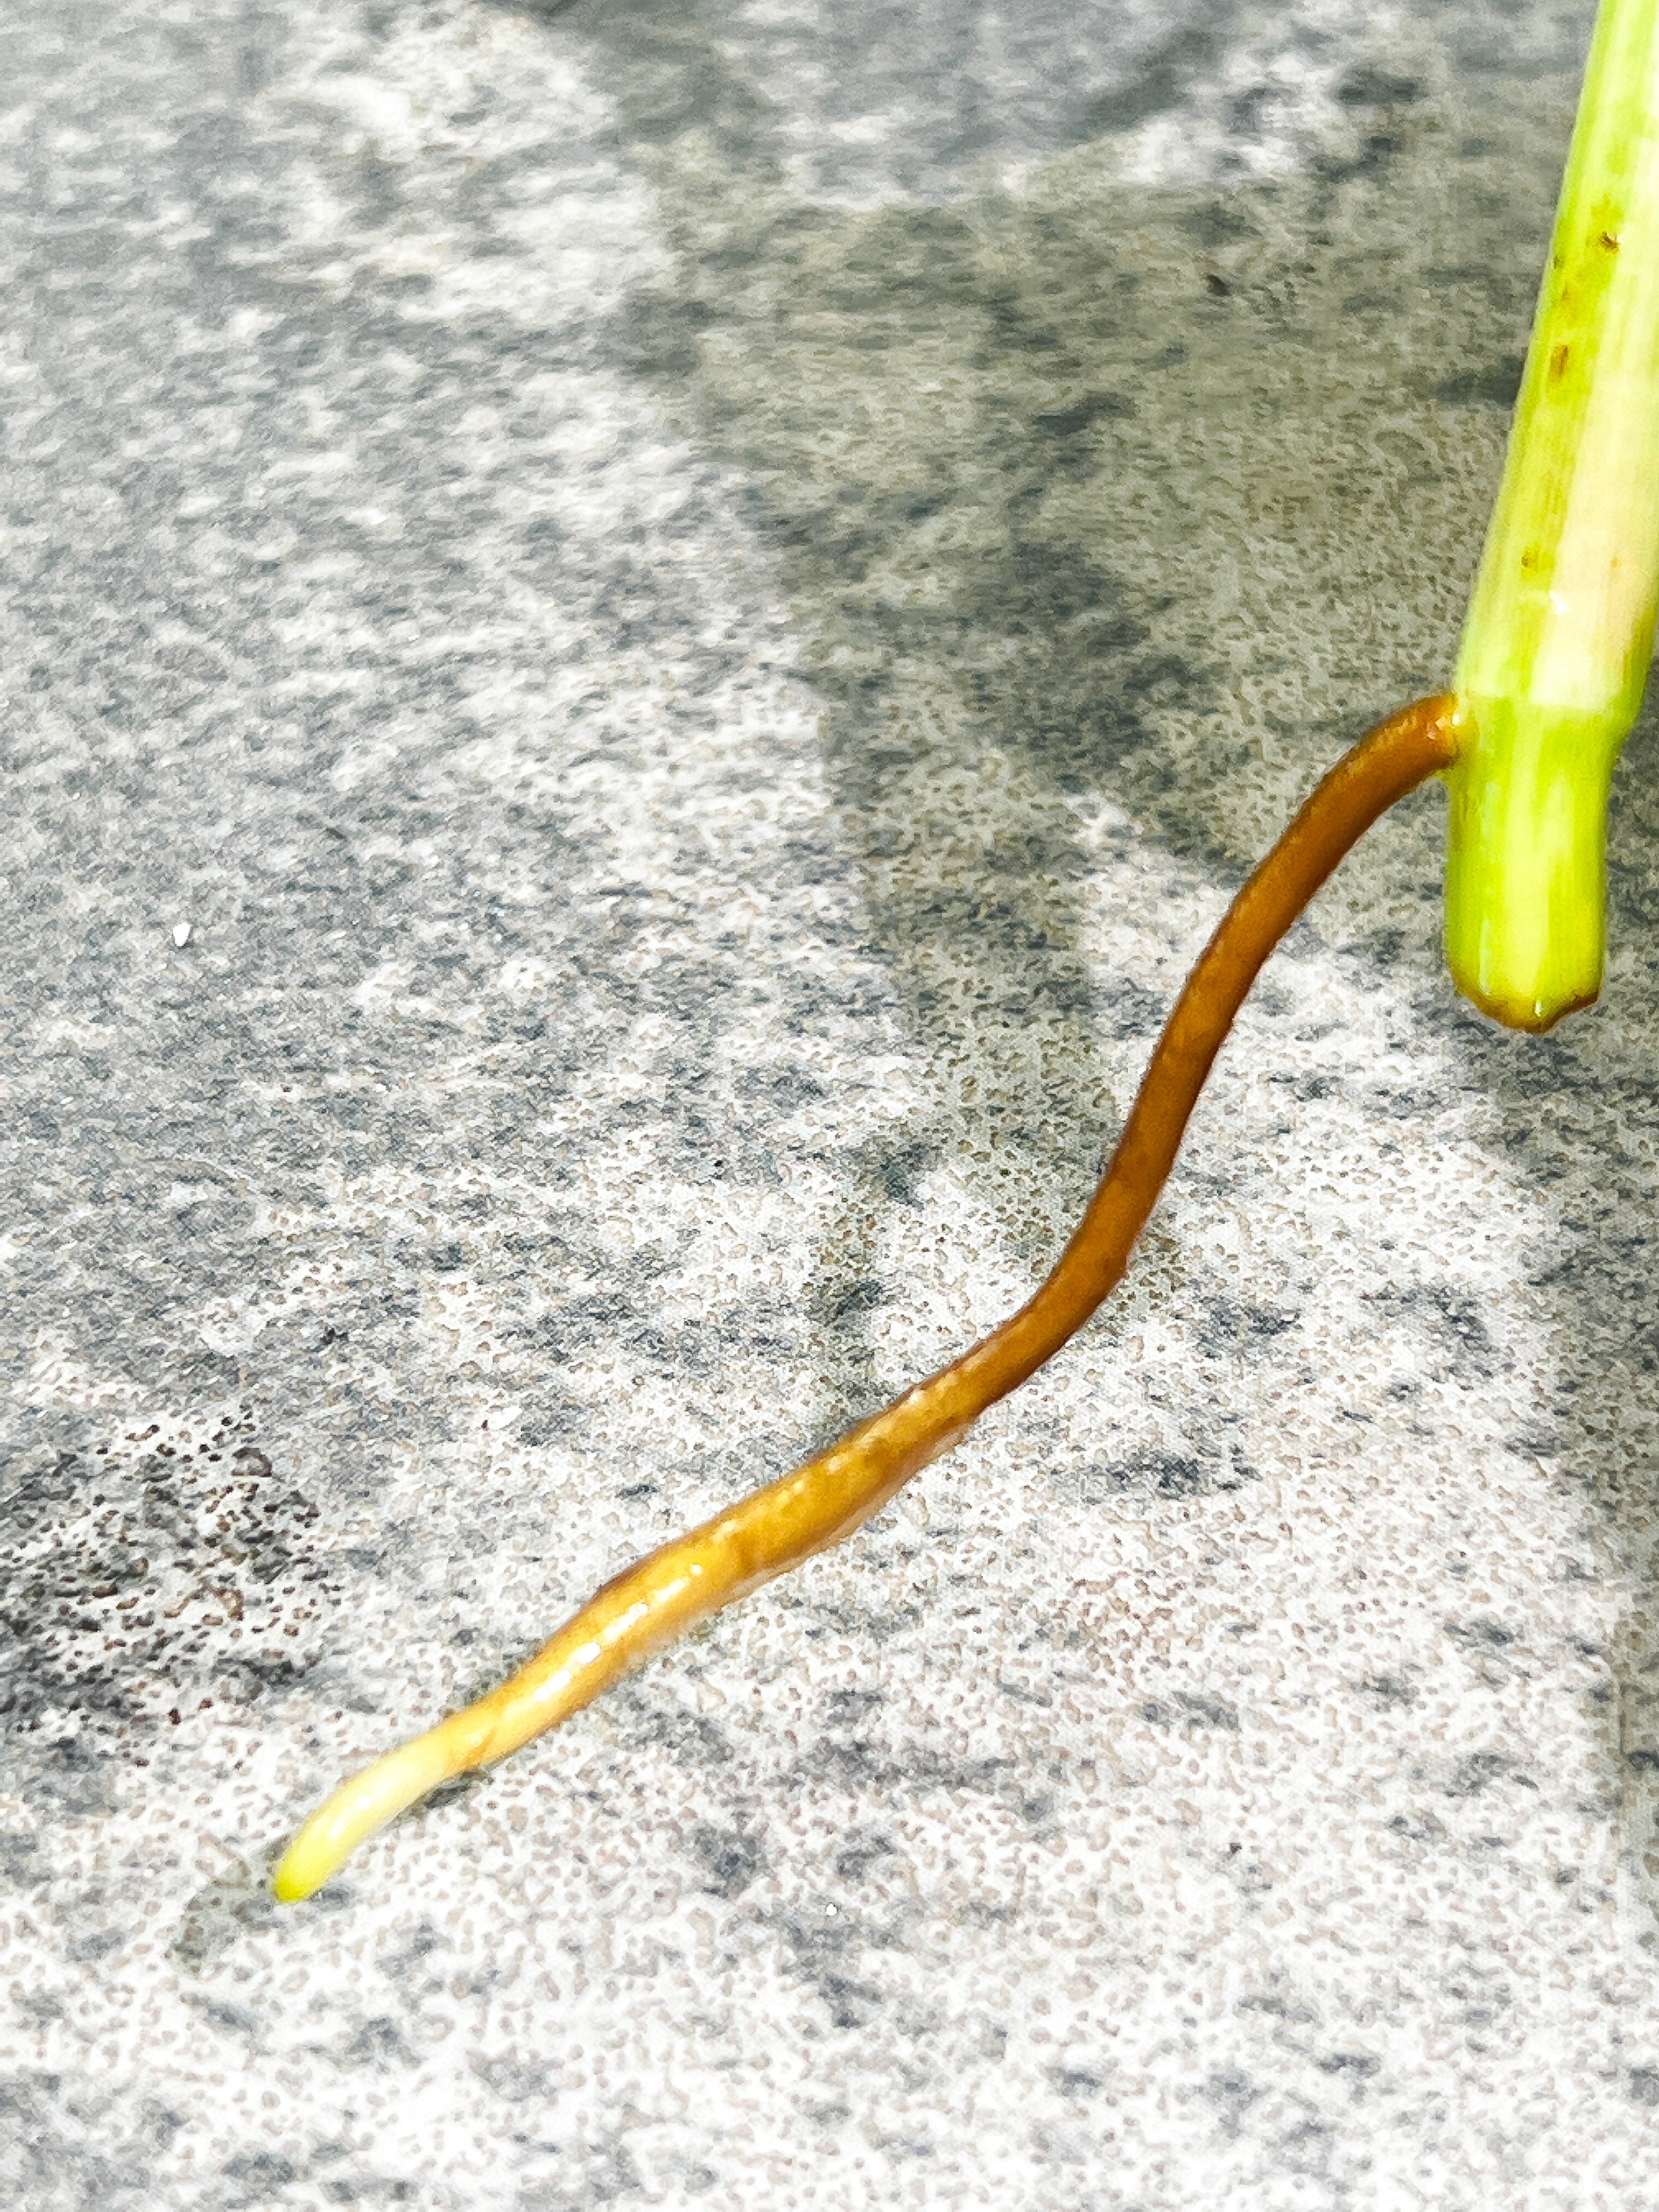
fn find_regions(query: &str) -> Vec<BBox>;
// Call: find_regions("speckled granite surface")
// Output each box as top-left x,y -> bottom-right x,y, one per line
8,1 -> 1659,2204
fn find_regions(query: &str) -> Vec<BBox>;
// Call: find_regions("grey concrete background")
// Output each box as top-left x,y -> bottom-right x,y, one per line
8,0 -> 1659,2205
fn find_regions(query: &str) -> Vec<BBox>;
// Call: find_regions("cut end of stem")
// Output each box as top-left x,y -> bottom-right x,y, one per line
1442,694 -> 1618,1030
1444,0 -> 1659,1027
1450,975 -> 1600,1036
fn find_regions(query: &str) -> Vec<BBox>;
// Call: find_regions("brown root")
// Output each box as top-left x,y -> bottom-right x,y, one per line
275,694 -> 1459,1900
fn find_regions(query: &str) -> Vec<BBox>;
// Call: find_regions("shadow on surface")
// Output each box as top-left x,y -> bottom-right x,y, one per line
538,0 -> 1659,1912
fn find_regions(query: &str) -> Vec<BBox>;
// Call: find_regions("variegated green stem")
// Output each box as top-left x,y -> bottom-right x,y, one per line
1447,0 -> 1659,1029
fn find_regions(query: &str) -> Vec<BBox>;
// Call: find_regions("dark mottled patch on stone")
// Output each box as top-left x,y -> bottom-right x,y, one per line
1080,22 -> 1225,136
1432,356 -> 1527,409
1444,1751 -> 1514,1798
1045,2067 -> 1102,2110
1032,389 -> 1135,442
820,1277 -> 885,1323
1223,1850 -> 1275,1897
1060,1442 -> 1253,1504
1201,2067 -> 1259,2141
1365,1283 -> 1502,1384
470,2053 -> 552,2104
867,1135 -> 940,1209
1237,1985 -> 1318,2025
689,1821 -> 768,1899
808,1595 -> 924,1645
1271,1068 -> 1336,1103
1318,2050 -> 1381,2077
1337,65 -> 1424,108
516,2132 -> 644,2212
168,1869 -> 282,1974
0,1832 -> 44,1888
1182,199 -> 1259,251
997,1677 -> 1053,1709
223,2149 -> 298,2200
833,1827 -> 896,1883
610,1687 -> 733,1768
1141,1691 -> 1239,1731
0,2072 -> 172,2209
1387,1807 -> 1449,1846
1097,976 -> 1166,1040
1200,1298 -> 1300,1355
1,1434 -> 328,1809
189,1995 -> 261,2039
1206,2065 -> 1256,2100
377,1921 -> 446,1982
1444,1616 -> 1516,1651
343,2017 -> 417,2072
1444,1965 -> 1513,2031
1358,1673 -> 1417,1706
778,1906 -> 890,2030
67,1926 -> 125,1966
823,1688 -> 884,1727
802,1734 -> 905,1792
615,285 -> 723,382
1311,125 -> 1408,193
421,1771 -> 492,1824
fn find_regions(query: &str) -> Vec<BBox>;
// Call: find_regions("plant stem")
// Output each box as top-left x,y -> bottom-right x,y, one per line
1447,0 -> 1659,1028
273,697 -> 1456,1903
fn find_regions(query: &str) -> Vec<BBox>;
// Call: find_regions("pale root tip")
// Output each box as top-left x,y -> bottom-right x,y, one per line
272,1820 -> 345,1903
270,1730 -> 464,1901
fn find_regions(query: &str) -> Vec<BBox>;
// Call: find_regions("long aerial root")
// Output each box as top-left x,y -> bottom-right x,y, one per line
273,695 -> 1459,1901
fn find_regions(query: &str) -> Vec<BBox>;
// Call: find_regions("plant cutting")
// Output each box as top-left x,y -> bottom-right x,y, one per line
1446,0 -> 1659,1026
272,0 -> 1659,1905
